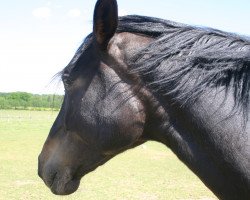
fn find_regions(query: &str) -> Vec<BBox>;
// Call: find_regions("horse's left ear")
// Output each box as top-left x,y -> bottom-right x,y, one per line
93,0 -> 118,50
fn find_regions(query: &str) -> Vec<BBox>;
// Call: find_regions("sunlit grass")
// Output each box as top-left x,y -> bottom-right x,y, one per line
0,110 -> 217,200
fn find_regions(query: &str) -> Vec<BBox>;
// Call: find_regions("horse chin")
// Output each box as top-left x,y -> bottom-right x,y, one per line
49,174 -> 80,195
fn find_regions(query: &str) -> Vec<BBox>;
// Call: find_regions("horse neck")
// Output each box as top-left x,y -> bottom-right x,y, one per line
144,89 -> 250,199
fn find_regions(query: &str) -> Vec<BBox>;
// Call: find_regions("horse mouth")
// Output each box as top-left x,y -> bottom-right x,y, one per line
47,172 -> 80,195
39,155 -> 112,195
43,164 -> 99,195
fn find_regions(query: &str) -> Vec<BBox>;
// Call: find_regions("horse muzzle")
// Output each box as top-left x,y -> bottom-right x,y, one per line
38,155 -> 80,195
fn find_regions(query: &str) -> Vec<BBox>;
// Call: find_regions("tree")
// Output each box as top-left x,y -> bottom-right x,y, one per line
0,92 -> 63,110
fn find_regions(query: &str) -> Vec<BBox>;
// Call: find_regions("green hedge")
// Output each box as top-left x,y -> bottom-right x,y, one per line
0,92 -> 63,110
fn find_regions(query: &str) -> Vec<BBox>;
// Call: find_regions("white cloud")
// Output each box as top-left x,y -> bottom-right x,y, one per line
46,1 -> 52,6
55,5 -> 63,8
119,9 -> 128,16
67,9 -> 82,18
32,7 -> 52,19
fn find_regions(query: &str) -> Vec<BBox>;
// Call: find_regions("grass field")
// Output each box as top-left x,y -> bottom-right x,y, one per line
0,110 -> 217,200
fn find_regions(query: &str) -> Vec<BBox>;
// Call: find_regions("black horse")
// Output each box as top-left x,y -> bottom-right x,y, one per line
38,0 -> 250,199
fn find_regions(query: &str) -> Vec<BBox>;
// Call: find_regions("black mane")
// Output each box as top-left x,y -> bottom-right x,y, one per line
118,15 -> 250,117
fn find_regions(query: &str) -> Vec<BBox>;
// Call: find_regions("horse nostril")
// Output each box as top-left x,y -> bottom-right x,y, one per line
38,157 -> 43,178
38,154 -> 45,179
38,166 -> 42,178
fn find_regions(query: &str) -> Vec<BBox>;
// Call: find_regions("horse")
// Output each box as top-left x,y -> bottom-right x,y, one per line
38,0 -> 250,199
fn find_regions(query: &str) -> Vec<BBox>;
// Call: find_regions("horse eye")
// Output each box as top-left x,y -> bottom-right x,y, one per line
62,74 -> 72,89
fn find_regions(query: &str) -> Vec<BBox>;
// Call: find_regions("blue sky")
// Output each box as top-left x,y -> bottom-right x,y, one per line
0,0 -> 250,94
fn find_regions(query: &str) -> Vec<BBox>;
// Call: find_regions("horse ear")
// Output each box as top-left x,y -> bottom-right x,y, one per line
93,0 -> 118,50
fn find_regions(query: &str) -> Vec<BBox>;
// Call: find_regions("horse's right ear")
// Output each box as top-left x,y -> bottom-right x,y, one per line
93,0 -> 118,50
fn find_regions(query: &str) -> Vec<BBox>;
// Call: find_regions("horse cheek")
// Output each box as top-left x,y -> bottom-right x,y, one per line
101,98 -> 145,153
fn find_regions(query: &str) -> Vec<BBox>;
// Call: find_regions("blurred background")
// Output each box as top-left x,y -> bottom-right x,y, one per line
0,0 -> 249,94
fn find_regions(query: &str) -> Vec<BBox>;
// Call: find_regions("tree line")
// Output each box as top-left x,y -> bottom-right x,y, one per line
0,92 -> 63,110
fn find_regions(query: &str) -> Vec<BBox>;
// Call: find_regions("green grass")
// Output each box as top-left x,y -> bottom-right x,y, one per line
0,110 -> 217,200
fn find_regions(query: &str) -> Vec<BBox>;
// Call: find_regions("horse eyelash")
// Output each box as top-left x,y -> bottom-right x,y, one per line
62,74 -> 73,89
